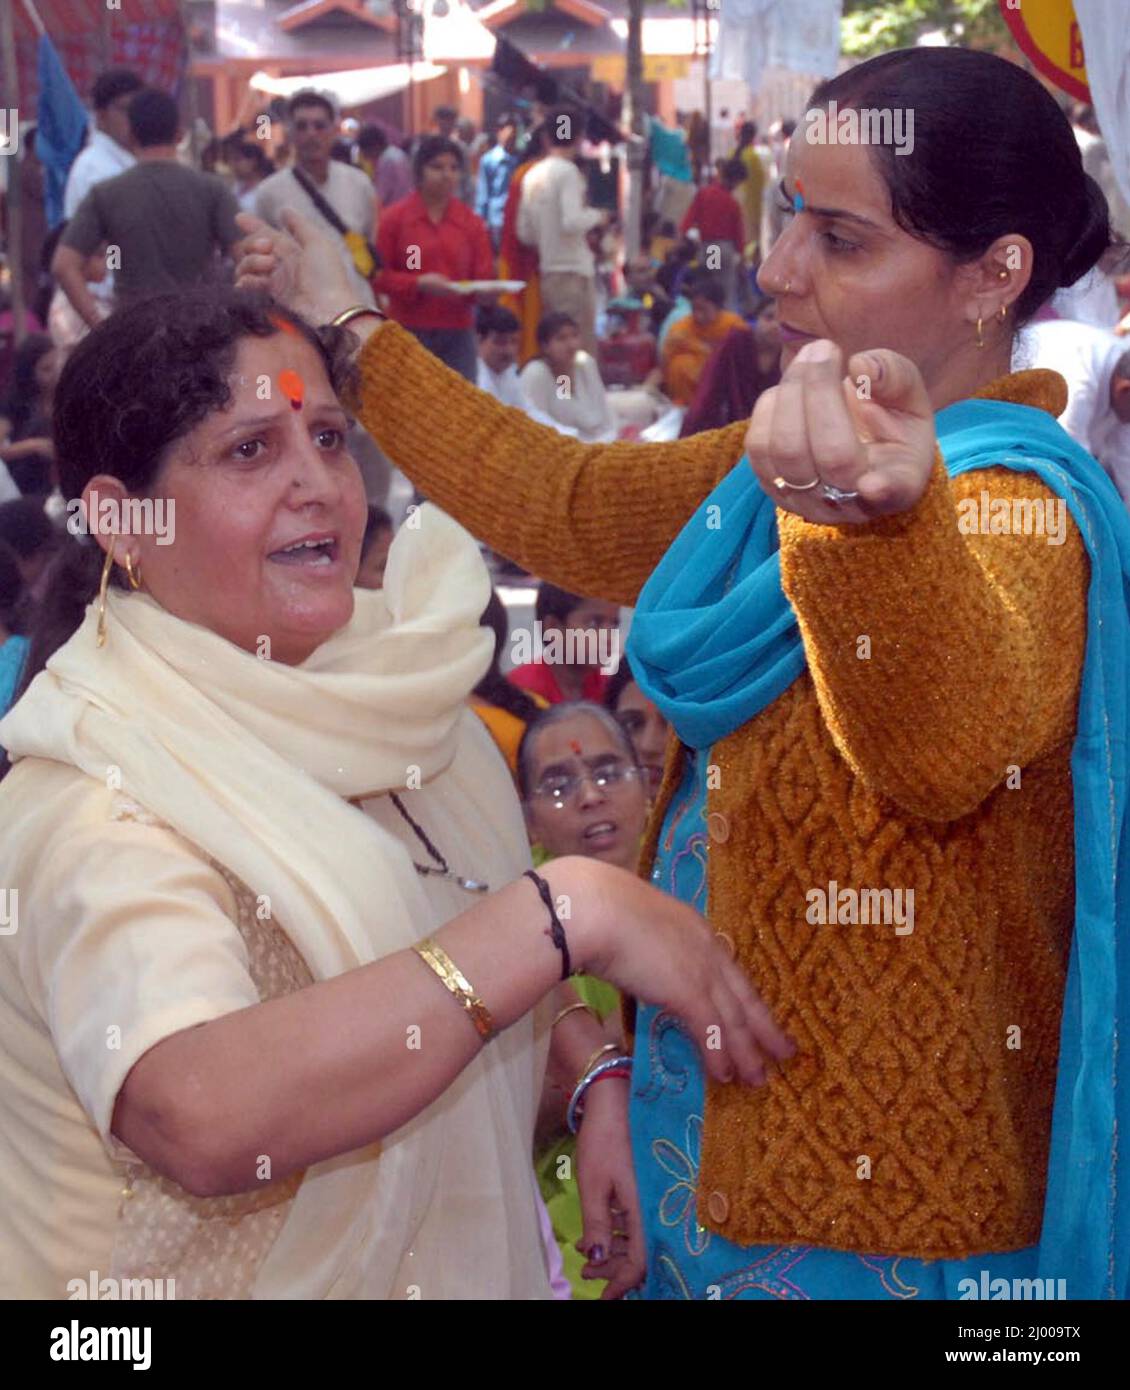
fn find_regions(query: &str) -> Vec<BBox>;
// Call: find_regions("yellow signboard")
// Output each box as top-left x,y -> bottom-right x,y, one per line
1000,0 -> 1089,103
591,55 -> 691,85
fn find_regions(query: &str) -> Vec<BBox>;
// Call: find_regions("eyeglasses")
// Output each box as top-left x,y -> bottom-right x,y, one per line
530,763 -> 642,809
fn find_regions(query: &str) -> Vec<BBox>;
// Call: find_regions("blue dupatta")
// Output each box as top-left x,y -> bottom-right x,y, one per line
626,399 -> 1130,1299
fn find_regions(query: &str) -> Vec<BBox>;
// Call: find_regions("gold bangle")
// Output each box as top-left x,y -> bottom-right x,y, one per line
328,305 -> 389,330
413,937 -> 496,1043
576,1041 -> 621,1089
551,1001 -> 601,1032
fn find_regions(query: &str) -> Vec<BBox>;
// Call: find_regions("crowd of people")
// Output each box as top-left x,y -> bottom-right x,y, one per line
0,41 -> 1129,1305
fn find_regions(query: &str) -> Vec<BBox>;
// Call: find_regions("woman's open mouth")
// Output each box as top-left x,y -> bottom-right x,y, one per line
582,820 -> 620,851
268,535 -> 341,569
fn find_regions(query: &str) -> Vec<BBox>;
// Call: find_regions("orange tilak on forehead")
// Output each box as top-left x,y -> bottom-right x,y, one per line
269,312 -> 301,337
569,739 -> 583,756
278,368 -> 305,411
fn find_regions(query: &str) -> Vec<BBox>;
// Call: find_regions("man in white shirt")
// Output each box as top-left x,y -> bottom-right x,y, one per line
62,69 -> 141,314
1018,317 -> 1130,507
255,90 -> 378,306
517,109 -> 606,355
474,305 -> 577,436
63,68 -> 141,219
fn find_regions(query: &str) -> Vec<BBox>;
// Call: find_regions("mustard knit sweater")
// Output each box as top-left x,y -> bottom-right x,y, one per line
355,326 -> 1086,1260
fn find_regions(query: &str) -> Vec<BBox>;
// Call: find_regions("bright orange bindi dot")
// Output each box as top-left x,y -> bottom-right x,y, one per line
569,740 -> 583,756
278,368 -> 304,410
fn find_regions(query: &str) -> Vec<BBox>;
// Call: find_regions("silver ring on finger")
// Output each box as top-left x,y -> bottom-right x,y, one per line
773,473 -> 821,492
820,482 -> 861,506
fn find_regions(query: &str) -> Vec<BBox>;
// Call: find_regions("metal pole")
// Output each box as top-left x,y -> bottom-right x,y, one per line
1,0 -> 27,345
703,3 -> 712,175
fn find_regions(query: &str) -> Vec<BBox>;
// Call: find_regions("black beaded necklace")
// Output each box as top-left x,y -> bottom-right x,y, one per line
388,792 -> 490,893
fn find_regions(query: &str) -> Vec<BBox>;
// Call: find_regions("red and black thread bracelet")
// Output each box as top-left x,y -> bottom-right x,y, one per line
523,868 -> 572,980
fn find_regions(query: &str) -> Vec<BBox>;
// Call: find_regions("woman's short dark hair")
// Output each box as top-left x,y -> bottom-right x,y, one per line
536,312 -> 578,349
809,47 -> 1112,325
15,288 -> 358,710
413,135 -> 464,182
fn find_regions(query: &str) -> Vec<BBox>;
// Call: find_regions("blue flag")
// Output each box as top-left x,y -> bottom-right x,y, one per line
36,35 -> 88,228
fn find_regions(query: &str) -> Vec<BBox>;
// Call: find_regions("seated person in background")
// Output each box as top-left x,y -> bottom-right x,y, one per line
604,661 -> 669,796
509,580 -> 619,705
354,504 -> 393,590
0,335 -> 60,497
621,254 -> 673,337
519,312 -> 617,444
475,305 -> 578,436
518,701 -> 650,1299
1018,317 -> 1130,507
679,293 -> 781,438
470,588 -> 549,776
656,275 -> 746,407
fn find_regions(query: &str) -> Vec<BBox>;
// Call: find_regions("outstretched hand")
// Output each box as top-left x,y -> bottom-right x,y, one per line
744,339 -> 938,524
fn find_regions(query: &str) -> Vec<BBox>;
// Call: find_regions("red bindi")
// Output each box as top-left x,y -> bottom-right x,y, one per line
278,368 -> 304,410
569,739 -> 583,756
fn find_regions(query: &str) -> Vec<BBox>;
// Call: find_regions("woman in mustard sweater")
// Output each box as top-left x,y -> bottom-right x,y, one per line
237,47 -> 1130,1301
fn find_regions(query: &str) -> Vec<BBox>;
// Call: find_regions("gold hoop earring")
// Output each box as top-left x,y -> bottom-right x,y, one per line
96,542 -> 116,649
997,303 -> 1008,324
124,552 -> 142,591
975,315 -> 985,350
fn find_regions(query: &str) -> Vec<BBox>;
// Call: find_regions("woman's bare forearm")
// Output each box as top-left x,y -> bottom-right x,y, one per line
113,860 -> 595,1197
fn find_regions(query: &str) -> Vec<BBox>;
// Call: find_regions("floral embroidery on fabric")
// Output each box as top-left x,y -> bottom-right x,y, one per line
653,1115 -> 710,1258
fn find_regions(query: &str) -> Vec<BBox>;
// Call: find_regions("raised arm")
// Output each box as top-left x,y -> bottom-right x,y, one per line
778,459 -> 1087,819
748,340 -> 1088,820
352,324 -> 745,604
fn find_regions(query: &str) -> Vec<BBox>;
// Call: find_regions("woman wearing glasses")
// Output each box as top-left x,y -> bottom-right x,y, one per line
518,701 -> 650,1298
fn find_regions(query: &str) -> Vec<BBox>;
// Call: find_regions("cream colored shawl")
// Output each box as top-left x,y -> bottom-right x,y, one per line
0,505 -> 550,1299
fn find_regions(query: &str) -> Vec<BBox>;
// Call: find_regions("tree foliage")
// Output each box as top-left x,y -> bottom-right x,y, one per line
842,0 -> 1010,57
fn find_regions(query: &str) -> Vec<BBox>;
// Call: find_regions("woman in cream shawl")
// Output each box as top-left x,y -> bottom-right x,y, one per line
0,289 -> 789,1300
